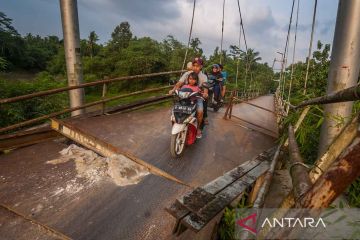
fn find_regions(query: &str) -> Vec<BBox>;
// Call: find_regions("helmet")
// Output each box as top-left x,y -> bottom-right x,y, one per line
218,64 -> 223,69
192,57 -> 204,66
212,64 -> 220,69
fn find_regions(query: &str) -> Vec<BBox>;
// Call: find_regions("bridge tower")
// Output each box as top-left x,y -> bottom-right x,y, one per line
59,0 -> 85,116
318,0 -> 360,156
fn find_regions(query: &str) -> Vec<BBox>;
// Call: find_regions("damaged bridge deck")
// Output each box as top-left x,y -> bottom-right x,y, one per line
0,95 -> 278,240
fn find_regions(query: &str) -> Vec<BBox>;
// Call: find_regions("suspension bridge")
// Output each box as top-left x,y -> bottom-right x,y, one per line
1,0 -> 360,240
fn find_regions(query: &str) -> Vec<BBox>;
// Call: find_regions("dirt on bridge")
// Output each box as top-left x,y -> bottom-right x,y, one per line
0,95 -> 278,240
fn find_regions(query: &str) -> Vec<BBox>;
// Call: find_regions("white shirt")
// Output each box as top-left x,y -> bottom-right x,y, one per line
178,71 -> 208,87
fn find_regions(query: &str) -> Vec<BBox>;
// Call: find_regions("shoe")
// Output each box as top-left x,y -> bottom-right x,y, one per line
196,129 -> 202,139
220,99 -> 224,103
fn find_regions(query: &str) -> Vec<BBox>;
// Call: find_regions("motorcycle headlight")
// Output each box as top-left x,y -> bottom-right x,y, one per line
178,91 -> 191,99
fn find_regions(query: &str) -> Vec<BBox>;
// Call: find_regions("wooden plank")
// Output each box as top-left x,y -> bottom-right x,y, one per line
202,147 -> 274,194
175,148 -> 274,212
167,147 -> 275,219
181,161 -> 270,232
177,188 -> 216,213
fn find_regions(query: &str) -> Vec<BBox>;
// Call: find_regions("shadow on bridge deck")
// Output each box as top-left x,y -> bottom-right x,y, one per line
0,95 -> 278,240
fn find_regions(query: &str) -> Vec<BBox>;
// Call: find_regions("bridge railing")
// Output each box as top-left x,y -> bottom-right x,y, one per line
249,85 -> 360,239
0,70 -> 185,134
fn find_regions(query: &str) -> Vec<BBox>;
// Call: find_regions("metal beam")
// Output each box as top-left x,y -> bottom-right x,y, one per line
0,87 -> 171,134
50,118 -> 192,187
318,0 -> 360,156
60,0 -> 85,116
0,71 -> 183,105
0,126 -> 60,151
295,84 -> 360,108
288,125 -> 312,200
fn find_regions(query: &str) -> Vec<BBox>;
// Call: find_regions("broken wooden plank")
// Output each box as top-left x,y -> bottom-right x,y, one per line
177,188 -> 216,213
180,161 -> 270,232
166,147 -> 275,235
174,147 -> 275,214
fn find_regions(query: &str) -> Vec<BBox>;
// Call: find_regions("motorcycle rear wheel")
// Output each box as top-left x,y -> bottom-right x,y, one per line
170,130 -> 187,158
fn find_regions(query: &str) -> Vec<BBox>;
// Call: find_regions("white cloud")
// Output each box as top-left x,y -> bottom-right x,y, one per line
4,0 -> 338,65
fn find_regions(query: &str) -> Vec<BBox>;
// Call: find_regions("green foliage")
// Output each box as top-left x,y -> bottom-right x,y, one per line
109,21 -> 132,51
0,56 -> 8,71
281,41 -> 360,205
279,41 -> 331,162
218,192 -> 251,240
347,178 -> 360,207
0,11 -> 62,71
0,72 -> 67,129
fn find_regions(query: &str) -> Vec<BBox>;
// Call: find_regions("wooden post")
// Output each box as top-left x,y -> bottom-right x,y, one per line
229,91 -> 234,119
223,91 -> 235,120
101,76 -> 108,114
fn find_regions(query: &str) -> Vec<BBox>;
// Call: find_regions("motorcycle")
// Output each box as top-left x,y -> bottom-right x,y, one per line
206,75 -> 223,112
170,88 -> 204,158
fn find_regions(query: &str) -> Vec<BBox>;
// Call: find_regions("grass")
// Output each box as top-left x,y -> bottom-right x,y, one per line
218,190 -> 252,240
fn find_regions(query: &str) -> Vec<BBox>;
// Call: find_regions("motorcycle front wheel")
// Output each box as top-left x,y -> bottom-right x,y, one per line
170,129 -> 187,158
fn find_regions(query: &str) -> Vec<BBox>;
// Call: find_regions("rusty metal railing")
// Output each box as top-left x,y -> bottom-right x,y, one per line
0,70 -> 185,134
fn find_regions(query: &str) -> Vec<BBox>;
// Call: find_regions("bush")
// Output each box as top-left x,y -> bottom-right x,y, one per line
0,71 -> 68,130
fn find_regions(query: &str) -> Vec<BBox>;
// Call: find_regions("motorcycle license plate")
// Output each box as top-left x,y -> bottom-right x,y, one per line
174,105 -> 193,114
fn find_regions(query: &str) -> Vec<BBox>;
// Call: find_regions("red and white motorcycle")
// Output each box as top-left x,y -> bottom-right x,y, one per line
170,88 -> 204,158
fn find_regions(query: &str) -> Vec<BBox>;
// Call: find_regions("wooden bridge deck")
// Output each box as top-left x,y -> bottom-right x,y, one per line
0,95 -> 278,240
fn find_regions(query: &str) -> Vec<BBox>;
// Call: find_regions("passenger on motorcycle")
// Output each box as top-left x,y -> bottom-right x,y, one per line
218,64 -> 227,102
208,64 -> 224,102
169,57 -> 208,138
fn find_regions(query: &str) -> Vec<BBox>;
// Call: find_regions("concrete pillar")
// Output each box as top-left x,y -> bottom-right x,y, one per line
60,0 -> 85,116
318,0 -> 360,156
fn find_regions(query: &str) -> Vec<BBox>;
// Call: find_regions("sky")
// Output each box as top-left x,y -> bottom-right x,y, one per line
3,0 -> 339,66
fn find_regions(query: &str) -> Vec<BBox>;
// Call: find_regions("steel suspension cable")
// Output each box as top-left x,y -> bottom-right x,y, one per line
181,0 -> 197,72
235,20 -> 242,88
220,0 -> 226,64
286,0 -> 300,113
236,0 -> 251,95
280,0 -> 296,99
303,0 -> 318,95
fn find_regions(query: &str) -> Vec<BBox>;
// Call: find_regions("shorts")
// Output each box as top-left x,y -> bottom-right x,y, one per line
196,98 -> 204,112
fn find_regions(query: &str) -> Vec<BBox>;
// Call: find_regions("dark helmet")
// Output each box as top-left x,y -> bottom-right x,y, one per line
218,63 -> 223,70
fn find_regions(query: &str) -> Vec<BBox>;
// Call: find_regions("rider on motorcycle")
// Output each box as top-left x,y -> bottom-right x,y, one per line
169,57 -> 208,138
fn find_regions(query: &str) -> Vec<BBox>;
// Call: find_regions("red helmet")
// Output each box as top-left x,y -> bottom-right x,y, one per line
192,57 -> 204,66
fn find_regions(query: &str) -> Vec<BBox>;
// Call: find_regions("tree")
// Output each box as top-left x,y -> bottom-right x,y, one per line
88,31 -> 99,58
229,45 -> 241,60
241,48 -> 262,65
0,11 -> 18,36
110,22 -> 132,51
190,37 -> 203,56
